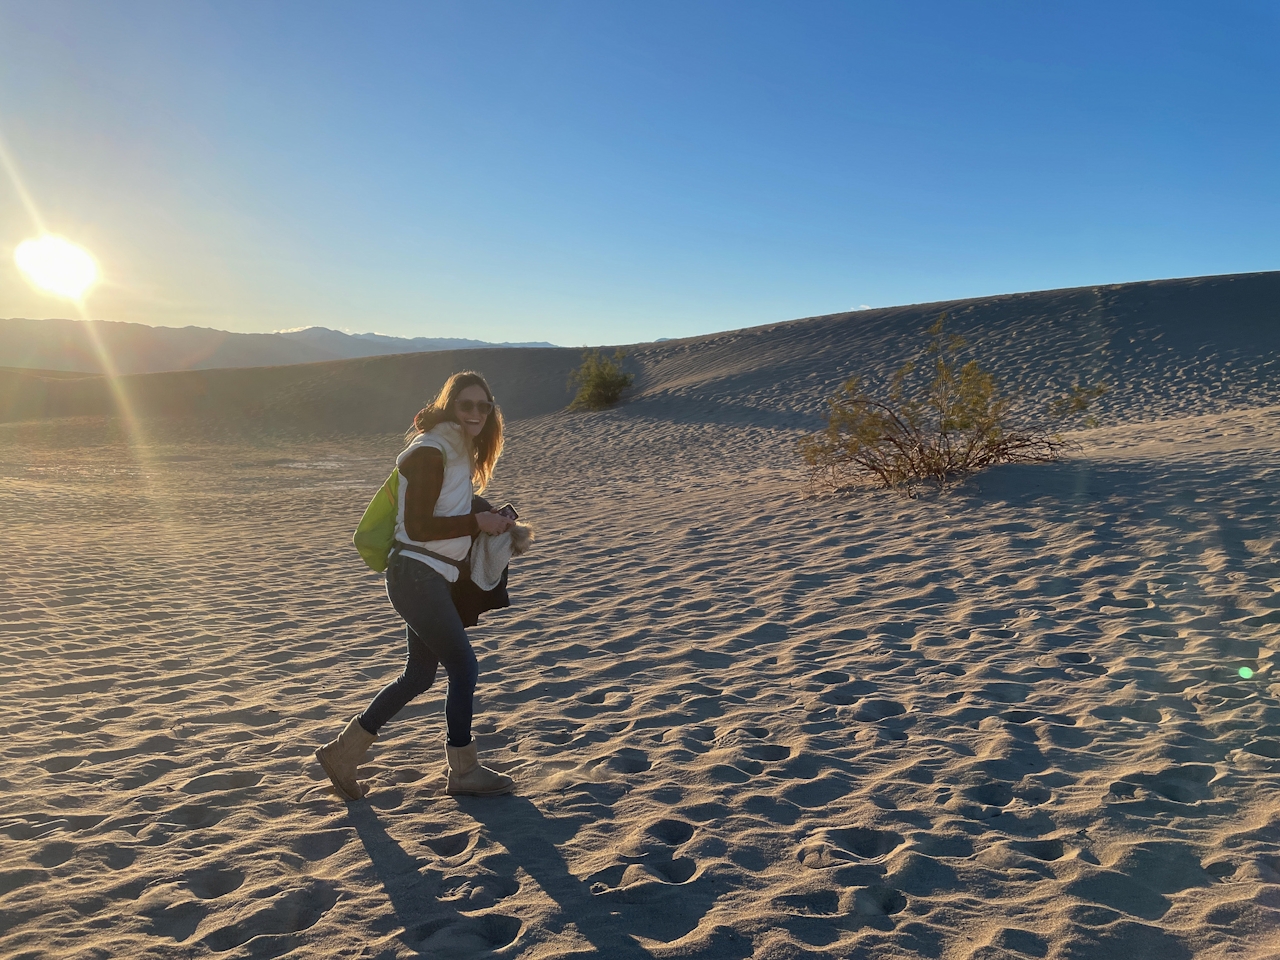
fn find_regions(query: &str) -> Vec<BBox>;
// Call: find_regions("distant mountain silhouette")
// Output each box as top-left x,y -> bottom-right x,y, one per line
5,271 -> 1278,436
0,317 -> 559,374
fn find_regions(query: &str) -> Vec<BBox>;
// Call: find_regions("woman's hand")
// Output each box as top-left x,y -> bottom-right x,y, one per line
476,511 -> 515,535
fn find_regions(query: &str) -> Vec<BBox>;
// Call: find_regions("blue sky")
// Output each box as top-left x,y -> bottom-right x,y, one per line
0,1 -> 1276,345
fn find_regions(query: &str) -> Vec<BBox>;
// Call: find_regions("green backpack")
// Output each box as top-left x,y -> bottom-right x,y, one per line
353,468 -> 400,572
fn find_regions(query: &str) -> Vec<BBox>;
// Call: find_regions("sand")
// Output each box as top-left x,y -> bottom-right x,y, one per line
1,275 -> 1278,958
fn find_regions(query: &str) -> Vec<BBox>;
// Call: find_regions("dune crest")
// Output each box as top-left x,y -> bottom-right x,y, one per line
3,270 -> 1279,436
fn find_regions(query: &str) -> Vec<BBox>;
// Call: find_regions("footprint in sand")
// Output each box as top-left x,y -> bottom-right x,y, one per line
184,866 -> 246,899
1055,651 -> 1107,675
1203,860 -> 1237,880
1064,844 -> 1213,926
1109,841 -> 1215,893
89,841 -> 137,870
417,914 -> 521,951
425,829 -> 476,859
773,888 -> 840,916
782,773 -> 854,808
199,881 -> 339,951
976,682 -> 1031,704
589,858 -> 696,892
587,864 -> 627,891
288,829 -> 350,862
409,916 -> 457,943
31,839 -> 77,867
946,779 -> 1035,820
675,802 -> 727,825
964,781 -> 1015,807
645,818 -> 695,846
742,742 -> 791,762
797,826 -> 904,868
703,757 -> 750,782
819,682 -> 877,706
620,857 -> 698,885
848,885 -> 907,918
439,871 -> 520,908
1013,838 -> 1066,862
1201,895 -> 1275,936
1092,702 -> 1163,723
141,899 -> 207,942
162,802 -> 228,830
472,914 -> 522,949
1111,763 -> 1217,804
592,818 -> 701,893
39,755 -> 83,773
178,771 -> 262,794
986,927 -> 1049,956
849,699 -> 907,722
884,850 -> 961,896
566,687 -> 632,717
1016,782 -> 1051,805
813,670 -> 850,685
603,747 -> 651,774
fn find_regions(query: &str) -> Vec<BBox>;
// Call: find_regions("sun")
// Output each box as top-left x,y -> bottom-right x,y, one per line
14,234 -> 99,300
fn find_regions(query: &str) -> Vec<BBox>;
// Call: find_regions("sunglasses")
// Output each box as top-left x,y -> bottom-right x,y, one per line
456,398 -> 494,416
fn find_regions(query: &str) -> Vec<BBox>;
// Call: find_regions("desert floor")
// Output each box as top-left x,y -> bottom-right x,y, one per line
1,394 -> 1278,960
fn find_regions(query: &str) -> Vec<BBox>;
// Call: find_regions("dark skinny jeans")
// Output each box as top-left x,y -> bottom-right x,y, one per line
358,552 -> 478,747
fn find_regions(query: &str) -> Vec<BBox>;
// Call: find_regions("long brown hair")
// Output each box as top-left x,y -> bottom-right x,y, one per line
405,371 -> 504,493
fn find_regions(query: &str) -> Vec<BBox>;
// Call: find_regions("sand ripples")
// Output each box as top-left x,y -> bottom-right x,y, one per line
2,393 -> 1278,955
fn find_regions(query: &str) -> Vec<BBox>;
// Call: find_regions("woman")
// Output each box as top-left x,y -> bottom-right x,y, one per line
317,371 -> 517,801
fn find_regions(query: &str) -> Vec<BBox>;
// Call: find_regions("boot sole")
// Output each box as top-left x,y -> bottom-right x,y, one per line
446,782 -> 515,797
316,747 -> 364,802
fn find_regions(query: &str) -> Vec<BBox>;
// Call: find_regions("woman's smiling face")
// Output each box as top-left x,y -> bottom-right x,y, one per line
454,384 -> 493,438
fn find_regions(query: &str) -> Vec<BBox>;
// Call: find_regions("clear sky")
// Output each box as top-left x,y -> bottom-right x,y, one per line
1,1 -> 1276,346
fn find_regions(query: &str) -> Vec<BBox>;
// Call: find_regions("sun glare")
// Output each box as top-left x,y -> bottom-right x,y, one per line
15,234 -> 99,300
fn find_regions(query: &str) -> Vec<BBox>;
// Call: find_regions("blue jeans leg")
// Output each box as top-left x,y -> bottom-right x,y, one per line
358,555 -> 479,747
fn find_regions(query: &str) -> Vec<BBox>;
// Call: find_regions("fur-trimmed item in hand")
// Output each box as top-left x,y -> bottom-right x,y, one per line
469,521 -> 533,591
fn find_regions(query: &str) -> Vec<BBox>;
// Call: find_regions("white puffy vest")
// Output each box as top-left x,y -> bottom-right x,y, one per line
394,422 -> 473,582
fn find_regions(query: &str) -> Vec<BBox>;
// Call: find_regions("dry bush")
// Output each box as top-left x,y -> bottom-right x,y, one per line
799,314 -> 1105,494
568,348 -> 634,411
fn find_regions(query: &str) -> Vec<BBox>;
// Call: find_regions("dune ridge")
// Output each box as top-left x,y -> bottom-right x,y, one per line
3,270 -> 1279,437
1,272 -> 1277,958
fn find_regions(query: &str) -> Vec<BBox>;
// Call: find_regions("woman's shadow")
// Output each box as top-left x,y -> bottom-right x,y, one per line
349,794 -> 741,958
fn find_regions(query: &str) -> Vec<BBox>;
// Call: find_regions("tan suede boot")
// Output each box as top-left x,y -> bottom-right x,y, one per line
316,716 -> 376,801
445,741 -> 514,796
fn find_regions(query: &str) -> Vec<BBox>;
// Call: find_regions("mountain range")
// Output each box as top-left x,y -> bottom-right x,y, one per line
0,317 -> 559,374
4,271 -> 1277,436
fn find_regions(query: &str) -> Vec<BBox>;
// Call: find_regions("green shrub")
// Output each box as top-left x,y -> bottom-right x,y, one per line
799,314 -> 1105,494
568,348 -> 634,411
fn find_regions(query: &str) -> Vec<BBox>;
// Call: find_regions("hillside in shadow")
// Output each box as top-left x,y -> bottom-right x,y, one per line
3,271 -> 1277,436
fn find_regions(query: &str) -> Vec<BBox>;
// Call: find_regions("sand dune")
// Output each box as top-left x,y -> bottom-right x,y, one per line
1,273 -> 1278,958
3,270 -> 1279,437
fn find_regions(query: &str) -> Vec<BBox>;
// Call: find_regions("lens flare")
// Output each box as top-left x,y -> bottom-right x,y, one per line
1238,666 -> 1254,680
15,235 -> 98,300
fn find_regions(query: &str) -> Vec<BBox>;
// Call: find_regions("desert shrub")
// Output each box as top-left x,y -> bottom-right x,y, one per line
568,348 -> 634,411
799,314 -> 1105,494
